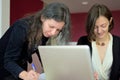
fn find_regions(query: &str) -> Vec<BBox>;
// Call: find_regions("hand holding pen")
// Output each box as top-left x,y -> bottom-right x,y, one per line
25,63 -> 39,80
19,67 -> 39,80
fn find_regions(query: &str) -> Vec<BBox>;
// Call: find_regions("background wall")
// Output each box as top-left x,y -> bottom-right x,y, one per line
0,0 -> 2,37
10,0 -> 43,25
0,0 -> 10,38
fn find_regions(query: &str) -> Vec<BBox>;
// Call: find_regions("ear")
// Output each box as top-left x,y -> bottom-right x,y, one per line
41,15 -> 45,22
110,17 -> 113,23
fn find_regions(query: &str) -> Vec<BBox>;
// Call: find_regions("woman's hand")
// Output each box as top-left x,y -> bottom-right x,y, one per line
27,70 -> 39,80
19,70 -> 39,80
94,72 -> 99,80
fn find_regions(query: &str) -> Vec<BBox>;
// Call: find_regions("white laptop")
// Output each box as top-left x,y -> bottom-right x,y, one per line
38,45 -> 94,80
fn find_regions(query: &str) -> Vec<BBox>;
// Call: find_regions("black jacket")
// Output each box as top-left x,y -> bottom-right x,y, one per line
77,35 -> 120,80
0,19 -> 48,80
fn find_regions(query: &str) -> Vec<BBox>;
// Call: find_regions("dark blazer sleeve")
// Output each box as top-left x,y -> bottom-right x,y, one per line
77,36 -> 92,54
77,36 -> 89,45
110,35 -> 120,80
4,20 -> 28,78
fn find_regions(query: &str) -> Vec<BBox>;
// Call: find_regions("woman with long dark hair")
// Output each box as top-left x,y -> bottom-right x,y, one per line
0,2 -> 71,80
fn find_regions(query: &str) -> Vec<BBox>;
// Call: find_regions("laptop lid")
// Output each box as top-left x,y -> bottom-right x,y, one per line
38,45 -> 94,80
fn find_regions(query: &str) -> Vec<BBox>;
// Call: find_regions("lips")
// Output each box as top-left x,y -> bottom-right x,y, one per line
45,33 -> 51,37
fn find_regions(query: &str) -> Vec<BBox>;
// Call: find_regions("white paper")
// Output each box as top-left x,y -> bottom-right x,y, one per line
38,73 -> 46,80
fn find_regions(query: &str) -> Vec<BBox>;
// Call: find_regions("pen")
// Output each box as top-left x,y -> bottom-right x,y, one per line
32,63 -> 36,71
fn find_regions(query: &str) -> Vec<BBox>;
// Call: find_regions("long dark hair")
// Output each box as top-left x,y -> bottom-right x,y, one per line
23,2 -> 71,50
86,3 -> 114,41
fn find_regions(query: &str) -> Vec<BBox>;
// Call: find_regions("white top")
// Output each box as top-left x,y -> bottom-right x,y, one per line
92,34 -> 113,80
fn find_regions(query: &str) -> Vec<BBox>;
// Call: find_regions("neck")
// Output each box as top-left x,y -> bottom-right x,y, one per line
96,34 -> 110,46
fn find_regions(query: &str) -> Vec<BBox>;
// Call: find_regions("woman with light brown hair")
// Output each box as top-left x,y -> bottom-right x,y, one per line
77,3 -> 120,80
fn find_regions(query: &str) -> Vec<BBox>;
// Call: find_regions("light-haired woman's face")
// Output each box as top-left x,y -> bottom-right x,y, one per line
41,18 -> 65,38
94,16 -> 110,40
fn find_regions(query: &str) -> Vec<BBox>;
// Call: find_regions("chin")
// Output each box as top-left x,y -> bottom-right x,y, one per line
45,35 -> 50,38
98,36 -> 105,39
43,33 -> 48,37
45,35 -> 49,37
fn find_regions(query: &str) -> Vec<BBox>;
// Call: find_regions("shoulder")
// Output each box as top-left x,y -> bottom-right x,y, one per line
77,35 -> 88,42
113,35 -> 120,46
113,35 -> 120,39
12,19 -> 28,27
77,35 -> 89,45
11,19 -> 30,33
112,35 -> 120,42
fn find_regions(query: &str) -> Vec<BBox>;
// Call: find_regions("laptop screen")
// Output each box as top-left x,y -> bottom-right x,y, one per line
38,45 -> 94,80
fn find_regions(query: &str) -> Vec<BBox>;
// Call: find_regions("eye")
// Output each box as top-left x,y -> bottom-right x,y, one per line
101,25 -> 106,28
101,23 -> 107,28
94,25 -> 98,29
49,26 -> 62,33
56,29 -> 62,32
49,26 -> 54,28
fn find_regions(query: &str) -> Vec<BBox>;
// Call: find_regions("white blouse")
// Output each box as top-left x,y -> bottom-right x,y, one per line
92,34 -> 113,80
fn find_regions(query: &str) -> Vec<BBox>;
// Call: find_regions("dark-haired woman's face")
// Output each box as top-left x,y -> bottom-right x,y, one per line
41,19 -> 65,38
94,16 -> 110,40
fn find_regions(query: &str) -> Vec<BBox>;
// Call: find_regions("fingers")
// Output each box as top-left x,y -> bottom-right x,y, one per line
94,72 -> 99,80
27,70 -> 40,80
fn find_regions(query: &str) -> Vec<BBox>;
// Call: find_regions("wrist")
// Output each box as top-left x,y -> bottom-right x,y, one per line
19,70 -> 28,79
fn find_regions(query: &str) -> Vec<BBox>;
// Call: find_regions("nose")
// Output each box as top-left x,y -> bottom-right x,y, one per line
50,29 -> 57,36
97,27 -> 102,34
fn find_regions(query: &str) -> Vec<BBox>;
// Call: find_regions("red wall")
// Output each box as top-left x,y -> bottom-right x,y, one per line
10,1 -> 120,41
111,11 -> 120,37
10,0 -> 43,25
71,13 -> 87,41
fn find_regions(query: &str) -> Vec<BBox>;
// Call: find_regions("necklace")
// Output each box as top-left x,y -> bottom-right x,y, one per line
96,42 -> 105,46
96,34 -> 110,46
